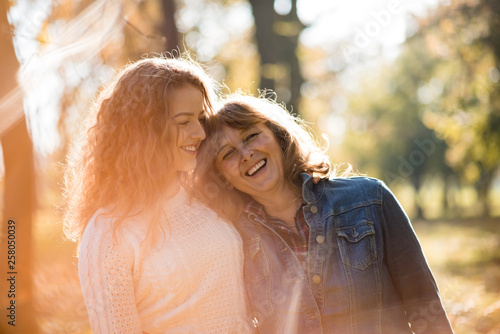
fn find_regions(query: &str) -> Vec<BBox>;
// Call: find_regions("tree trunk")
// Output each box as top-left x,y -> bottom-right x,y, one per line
161,0 -> 180,54
0,0 -> 37,333
248,0 -> 276,92
248,0 -> 304,114
411,174 -> 424,220
276,0 -> 304,115
476,169 -> 492,218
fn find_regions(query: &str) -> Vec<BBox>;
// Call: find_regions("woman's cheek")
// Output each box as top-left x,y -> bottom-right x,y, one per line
226,159 -> 240,176
220,159 -> 236,178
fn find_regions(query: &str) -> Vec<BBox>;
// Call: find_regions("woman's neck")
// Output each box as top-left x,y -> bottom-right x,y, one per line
254,183 -> 302,227
162,175 -> 181,201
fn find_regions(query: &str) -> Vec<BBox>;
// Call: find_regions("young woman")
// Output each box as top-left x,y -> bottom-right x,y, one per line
63,57 -> 253,333
194,93 -> 454,333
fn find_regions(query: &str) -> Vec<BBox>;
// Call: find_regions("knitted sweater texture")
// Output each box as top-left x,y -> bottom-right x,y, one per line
78,187 -> 252,333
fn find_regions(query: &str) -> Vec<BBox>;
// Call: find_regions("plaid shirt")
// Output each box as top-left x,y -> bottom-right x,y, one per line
243,200 -> 310,275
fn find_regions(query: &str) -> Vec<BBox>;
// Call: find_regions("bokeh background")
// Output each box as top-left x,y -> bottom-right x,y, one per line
1,0 -> 499,333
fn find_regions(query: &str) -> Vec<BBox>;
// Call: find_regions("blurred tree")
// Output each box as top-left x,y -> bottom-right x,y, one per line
0,0 -> 37,333
382,39 -> 455,218
173,0 -> 258,92
412,0 -> 500,216
248,0 -> 304,113
161,0 -> 180,52
120,0 -> 180,58
43,0 -> 175,156
324,0 -> 500,218
342,39 -> 453,219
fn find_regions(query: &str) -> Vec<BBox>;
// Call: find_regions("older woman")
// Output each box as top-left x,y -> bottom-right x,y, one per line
194,93 -> 454,333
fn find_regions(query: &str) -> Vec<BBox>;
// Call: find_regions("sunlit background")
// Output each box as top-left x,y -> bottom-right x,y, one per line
1,0 -> 499,333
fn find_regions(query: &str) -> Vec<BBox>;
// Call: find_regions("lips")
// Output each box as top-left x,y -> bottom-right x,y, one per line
246,159 -> 267,176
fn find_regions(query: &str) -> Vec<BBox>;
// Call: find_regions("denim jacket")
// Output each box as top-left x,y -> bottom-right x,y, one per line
237,174 -> 454,334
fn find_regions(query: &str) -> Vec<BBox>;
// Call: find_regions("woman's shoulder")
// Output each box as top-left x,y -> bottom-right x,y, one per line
327,176 -> 384,192
175,186 -> 232,220
319,176 -> 386,208
83,208 -> 139,234
80,209 -> 144,255
82,209 -> 116,239
180,198 -> 236,231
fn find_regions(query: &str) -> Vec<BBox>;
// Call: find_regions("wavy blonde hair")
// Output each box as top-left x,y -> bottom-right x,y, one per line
63,55 -> 218,242
193,92 -> 332,222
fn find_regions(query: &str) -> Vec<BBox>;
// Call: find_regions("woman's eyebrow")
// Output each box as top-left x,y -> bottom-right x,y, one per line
173,112 -> 194,118
215,126 -> 256,156
242,124 -> 259,133
173,110 -> 205,119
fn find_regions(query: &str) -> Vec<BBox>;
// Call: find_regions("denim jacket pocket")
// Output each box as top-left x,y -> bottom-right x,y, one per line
243,237 -> 271,284
336,221 -> 376,270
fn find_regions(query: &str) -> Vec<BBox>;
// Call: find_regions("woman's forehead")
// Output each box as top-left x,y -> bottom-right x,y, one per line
215,125 -> 243,144
211,125 -> 243,149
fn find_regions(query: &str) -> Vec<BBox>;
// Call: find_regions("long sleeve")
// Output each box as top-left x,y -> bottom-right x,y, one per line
78,216 -> 142,334
379,181 -> 454,333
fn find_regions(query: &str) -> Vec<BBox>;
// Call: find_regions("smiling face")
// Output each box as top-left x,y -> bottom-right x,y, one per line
216,123 -> 287,200
168,85 -> 206,173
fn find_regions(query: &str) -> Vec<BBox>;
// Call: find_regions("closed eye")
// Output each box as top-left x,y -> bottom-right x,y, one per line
245,131 -> 261,142
221,148 -> 235,161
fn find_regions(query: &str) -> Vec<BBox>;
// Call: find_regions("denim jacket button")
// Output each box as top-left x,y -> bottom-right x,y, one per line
310,206 -> 318,214
312,275 -> 321,284
316,235 -> 325,244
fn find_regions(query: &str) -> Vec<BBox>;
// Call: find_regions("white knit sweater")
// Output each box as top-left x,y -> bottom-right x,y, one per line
78,187 -> 252,333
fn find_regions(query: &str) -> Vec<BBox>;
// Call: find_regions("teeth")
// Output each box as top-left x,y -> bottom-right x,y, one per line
248,160 -> 265,176
182,146 -> 196,152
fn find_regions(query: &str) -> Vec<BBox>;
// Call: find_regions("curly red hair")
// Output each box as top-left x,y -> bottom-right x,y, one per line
63,55 -> 218,242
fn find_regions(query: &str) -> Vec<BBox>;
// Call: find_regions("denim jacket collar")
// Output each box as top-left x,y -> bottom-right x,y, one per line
300,173 -> 324,205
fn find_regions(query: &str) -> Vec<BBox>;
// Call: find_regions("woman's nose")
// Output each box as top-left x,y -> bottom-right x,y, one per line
239,147 -> 253,161
192,120 -> 206,141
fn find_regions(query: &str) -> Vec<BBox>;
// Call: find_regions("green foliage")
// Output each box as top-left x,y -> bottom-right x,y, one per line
340,37 -> 453,217
338,0 -> 500,217
410,0 -> 500,215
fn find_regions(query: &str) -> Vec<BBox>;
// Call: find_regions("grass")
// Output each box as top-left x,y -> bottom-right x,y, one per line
413,218 -> 500,334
